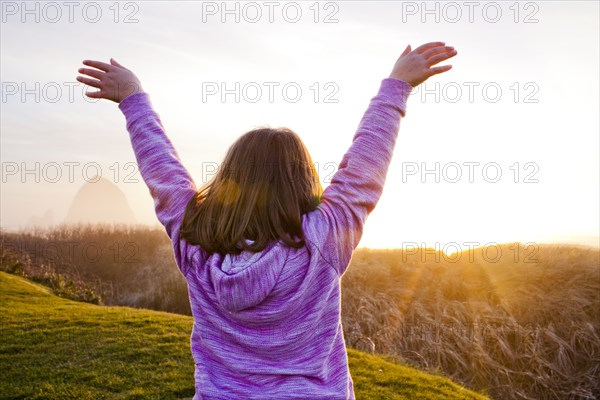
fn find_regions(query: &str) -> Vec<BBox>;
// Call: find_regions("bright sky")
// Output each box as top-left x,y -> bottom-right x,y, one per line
1,1 -> 599,250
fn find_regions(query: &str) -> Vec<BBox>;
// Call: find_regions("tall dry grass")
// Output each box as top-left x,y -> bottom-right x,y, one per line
341,244 -> 600,400
0,224 -> 191,315
1,226 -> 598,399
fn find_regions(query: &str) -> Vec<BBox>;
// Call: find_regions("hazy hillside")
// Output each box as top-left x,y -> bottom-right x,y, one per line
0,272 -> 490,399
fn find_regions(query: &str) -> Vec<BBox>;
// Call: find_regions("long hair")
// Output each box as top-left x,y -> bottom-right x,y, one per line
180,127 -> 323,255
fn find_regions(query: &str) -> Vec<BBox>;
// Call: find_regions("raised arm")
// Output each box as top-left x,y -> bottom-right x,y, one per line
317,42 -> 457,276
77,59 -> 198,275
116,92 -> 197,238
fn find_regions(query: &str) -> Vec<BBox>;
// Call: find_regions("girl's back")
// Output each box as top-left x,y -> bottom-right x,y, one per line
155,76 -> 409,399
77,42 -> 457,399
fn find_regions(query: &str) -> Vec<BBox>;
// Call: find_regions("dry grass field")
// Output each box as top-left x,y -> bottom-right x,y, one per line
1,225 -> 598,399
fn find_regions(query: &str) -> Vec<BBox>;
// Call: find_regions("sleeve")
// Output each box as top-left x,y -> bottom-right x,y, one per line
316,78 -> 413,277
118,92 -> 200,277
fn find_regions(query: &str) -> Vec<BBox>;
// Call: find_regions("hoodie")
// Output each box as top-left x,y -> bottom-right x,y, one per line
118,77 -> 412,399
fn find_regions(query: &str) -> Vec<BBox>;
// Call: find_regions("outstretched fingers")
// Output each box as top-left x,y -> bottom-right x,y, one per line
400,44 -> 412,58
110,58 -> 127,69
82,59 -> 113,72
78,60 -> 110,98
413,41 -> 445,54
77,57 -> 141,102
422,45 -> 455,59
429,64 -> 453,77
426,48 -> 458,67
76,75 -> 101,88
389,41 -> 456,86
84,90 -> 103,99
78,67 -> 104,80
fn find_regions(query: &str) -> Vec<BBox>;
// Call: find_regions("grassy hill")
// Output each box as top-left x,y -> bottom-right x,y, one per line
0,272 -> 490,399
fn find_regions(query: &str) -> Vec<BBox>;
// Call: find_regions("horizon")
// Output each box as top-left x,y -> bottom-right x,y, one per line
2,173 -> 599,250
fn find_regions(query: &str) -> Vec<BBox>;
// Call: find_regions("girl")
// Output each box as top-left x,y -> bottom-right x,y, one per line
77,42 -> 457,399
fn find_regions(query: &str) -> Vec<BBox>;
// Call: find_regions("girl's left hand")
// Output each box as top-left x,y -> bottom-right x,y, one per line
77,58 -> 143,103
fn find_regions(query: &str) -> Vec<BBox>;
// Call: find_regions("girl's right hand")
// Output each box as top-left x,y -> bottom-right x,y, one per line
389,42 -> 457,88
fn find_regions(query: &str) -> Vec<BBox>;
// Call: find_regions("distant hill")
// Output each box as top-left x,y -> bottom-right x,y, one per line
64,176 -> 136,225
0,272 -> 490,400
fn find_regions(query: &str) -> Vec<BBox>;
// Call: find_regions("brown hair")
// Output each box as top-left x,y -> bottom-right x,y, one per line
180,127 -> 323,255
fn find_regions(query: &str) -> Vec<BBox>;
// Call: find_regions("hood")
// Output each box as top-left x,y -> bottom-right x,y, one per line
207,240 -> 289,313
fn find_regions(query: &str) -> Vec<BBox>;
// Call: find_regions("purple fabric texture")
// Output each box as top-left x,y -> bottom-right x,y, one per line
118,77 -> 412,399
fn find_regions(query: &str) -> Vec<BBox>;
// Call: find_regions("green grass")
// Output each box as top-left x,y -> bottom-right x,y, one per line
0,272 -> 490,399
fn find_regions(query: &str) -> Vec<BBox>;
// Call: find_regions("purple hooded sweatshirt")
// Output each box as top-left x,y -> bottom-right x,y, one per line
118,77 -> 412,399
